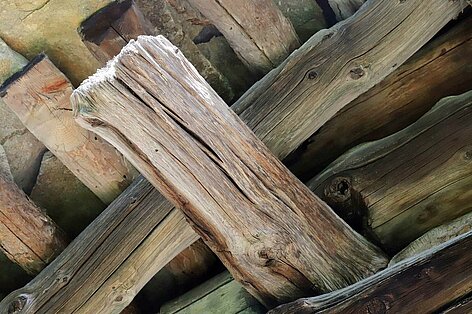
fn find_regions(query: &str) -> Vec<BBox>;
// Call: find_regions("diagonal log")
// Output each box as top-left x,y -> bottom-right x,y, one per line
0,145 -> 67,275
0,54 -> 137,204
72,35 -> 387,307
0,0 -> 467,311
269,230 -> 472,314
308,91 -> 472,253
185,0 -> 300,75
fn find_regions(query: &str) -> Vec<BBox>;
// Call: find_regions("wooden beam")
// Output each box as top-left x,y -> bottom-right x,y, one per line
328,0 -> 366,21
287,15 -> 472,181
0,54 -> 138,204
308,90 -> 472,253
390,211 -> 472,265
72,35 -> 387,307
231,0 -> 467,161
269,230 -> 472,314
185,0 -> 300,75
0,145 -> 67,274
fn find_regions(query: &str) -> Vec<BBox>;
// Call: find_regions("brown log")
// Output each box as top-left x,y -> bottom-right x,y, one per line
186,0 -> 300,75
439,294 -> 472,314
0,54 -> 138,204
231,0 -> 467,161
72,35 -> 387,307
269,230 -> 472,314
287,14 -> 472,181
308,90 -> 472,253
0,145 -> 67,274
79,0 -> 236,102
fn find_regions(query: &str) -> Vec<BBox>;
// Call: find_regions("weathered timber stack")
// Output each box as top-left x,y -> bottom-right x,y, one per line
308,91 -> 472,252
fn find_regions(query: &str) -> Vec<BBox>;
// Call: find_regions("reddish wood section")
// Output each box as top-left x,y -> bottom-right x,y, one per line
0,145 -> 67,274
72,35 -> 387,307
269,231 -> 472,314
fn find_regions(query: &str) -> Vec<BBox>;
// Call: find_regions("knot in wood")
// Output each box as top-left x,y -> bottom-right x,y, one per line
363,297 -> 387,314
324,176 -> 351,203
8,296 -> 27,314
306,70 -> 318,80
350,66 -> 365,80
464,150 -> 472,160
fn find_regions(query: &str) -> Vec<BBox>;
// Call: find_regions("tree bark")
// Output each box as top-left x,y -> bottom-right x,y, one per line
269,230 -> 472,314
0,54 -> 138,204
72,35 -> 387,307
308,91 -> 472,253
231,0 -> 467,161
0,145 -> 67,275
287,15 -> 472,181
186,0 -> 300,75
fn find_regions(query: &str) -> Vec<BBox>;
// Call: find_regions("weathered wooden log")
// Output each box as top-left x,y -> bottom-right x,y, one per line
72,35 -> 387,307
0,54 -> 137,204
308,90 -> 472,253
0,39 -> 46,193
287,15 -> 472,181
186,0 -> 300,75
79,0 -> 236,102
440,295 -> 472,314
0,145 -> 67,274
328,0 -> 366,21
269,230 -> 472,314
390,211 -> 472,265
231,0 -> 467,161
161,271 -> 264,314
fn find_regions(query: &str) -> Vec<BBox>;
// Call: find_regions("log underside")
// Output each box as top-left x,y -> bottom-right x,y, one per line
0,0 -> 470,313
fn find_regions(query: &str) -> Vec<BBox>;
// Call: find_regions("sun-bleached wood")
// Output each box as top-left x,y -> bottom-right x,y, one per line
309,91 -> 472,253
390,212 -> 472,265
0,145 -> 67,275
269,230 -> 472,314
328,0 -> 366,21
72,35 -> 387,307
288,15 -> 472,181
231,0 -> 467,161
186,0 -> 300,75
0,54 -> 137,204
0,176 -> 199,313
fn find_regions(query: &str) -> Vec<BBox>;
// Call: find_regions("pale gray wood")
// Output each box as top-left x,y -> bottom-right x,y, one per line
328,0 -> 366,20
72,35 -> 387,307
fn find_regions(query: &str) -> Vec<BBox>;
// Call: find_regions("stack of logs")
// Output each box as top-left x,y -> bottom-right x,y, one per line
0,0 -> 471,313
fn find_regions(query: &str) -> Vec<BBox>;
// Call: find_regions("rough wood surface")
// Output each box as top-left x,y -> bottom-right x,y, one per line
0,54 -> 137,204
309,91 -> 472,253
186,0 -> 300,75
0,145 -> 67,275
390,211 -> 472,265
72,35 -> 387,307
269,230 -> 472,314
0,176 -> 199,313
328,0 -> 366,21
79,0 -> 237,102
161,271 -> 264,314
287,15 -> 472,181
439,294 -> 472,314
231,0 -> 467,161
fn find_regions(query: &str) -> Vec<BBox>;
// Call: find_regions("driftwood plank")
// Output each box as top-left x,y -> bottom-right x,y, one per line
269,230 -> 472,314
72,35 -> 387,307
186,0 -> 300,75
308,90 -> 472,252
287,15 -> 472,181
231,0 -> 467,160
0,54 -> 137,204
0,145 -> 67,274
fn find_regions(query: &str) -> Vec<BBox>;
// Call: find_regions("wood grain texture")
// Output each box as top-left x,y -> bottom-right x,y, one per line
0,145 -> 67,275
72,35 -> 387,307
0,176 -> 199,313
390,211 -> 472,265
0,54 -> 137,204
161,271 -> 265,314
439,294 -> 472,314
308,91 -> 472,253
231,0 -> 467,161
328,0 -> 366,21
287,15 -> 472,181
186,0 -> 300,75
269,230 -> 472,314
